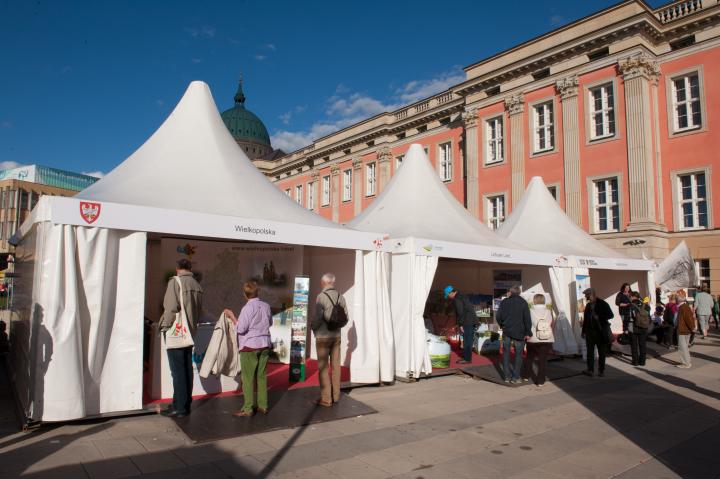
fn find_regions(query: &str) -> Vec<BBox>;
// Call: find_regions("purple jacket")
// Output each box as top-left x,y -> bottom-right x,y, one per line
236,298 -> 272,350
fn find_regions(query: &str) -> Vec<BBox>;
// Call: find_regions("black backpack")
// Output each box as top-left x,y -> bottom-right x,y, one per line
323,292 -> 349,331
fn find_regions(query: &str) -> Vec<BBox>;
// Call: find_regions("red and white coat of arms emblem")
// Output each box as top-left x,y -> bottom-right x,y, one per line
79,201 -> 101,224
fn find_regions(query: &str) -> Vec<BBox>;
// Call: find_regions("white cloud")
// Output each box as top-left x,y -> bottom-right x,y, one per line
264,43 -> 276,51
254,54 -> 267,61
82,171 -> 105,178
0,161 -> 23,170
191,58 -> 203,64
271,69 -> 465,153
185,26 -> 215,38
394,68 -> 465,103
0,120 -> 12,129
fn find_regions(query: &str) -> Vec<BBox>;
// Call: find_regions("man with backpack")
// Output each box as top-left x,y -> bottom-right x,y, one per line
312,273 -> 349,407
629,291 -> 651,366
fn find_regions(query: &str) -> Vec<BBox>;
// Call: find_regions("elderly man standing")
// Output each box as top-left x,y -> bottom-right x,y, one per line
581,288 -> 614,378
159,259 -> 203,417
312,273 -> 348,407
496,286 -> 532,383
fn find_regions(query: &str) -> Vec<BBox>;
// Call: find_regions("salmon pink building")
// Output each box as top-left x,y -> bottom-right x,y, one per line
250,0 -> 720,293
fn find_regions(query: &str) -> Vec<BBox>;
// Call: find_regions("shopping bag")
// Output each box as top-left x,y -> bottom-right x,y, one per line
165,276 -> 194,349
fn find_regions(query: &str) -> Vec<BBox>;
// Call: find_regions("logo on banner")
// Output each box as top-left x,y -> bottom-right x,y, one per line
373,239 -> 383,250
79,201 -> 101,224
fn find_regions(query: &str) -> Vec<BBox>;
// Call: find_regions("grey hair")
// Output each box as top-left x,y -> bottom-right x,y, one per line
509,285 -> 522,295
321,273 -> 336,286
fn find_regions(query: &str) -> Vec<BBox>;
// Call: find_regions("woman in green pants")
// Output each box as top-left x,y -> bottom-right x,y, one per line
224,281 -> 273,417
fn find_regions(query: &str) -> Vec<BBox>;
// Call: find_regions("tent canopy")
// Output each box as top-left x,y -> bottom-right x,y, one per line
350,144 -> 512,247
498,176 -> 627,259
78,81 -> 338,229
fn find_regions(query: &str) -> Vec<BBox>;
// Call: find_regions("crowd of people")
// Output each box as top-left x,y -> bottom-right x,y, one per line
158,259 -> 348,418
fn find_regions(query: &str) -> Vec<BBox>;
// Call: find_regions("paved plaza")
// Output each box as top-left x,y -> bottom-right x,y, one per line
2,336 -> 720,479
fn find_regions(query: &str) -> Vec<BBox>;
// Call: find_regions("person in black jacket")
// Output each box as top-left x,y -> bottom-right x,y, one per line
496,286 -> 532,383
615,283 -> 632,333
445,285 -> 478,364
581,288 -> 614,377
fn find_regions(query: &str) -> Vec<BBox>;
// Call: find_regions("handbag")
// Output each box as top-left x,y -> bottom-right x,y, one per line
165,276 -> 194,349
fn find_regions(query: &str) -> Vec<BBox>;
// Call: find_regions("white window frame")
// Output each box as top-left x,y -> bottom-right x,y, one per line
547,184 -> 559,201
587,82 -> 616,141
667,68 -> 706,135
484,116 -> 504,165
395,154 -> 404,170
438,142 -> 452,182
307,182 -> 315,210
532,100 -> 554,153
677,171 -> 708,231
295,184 -> 303,205
592,177 -> 620,233
342,169 -> 352,202
366,162 -> 376,197
484,193 -> 506,231
321,175 -> 331,206
284,188 -> 291,196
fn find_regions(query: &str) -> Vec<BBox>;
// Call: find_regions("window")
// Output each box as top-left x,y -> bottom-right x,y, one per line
342,169 -> 352,202
366,163 -> 376,196
671,74 -> 702,132
589,83 -> 615,140
417,125 -> 427,133
532,68 -> 550,81
485,117 -> 504,164
395,155 -> 404,170
486,195 -> 505,230
533,101 -> 554,153
485,86 -> 500,97
678,172 -> 707,229
670,36 -> 695,51
587,47 -> 609,62
322,175 -> 331,206
295,185 -> 303,205
284,188 -> 290,196
547,185 -> 558,200
439,143 -> 452,181
696,259 -> 710,286
593,178 -> 620,232
307,182 -> 315,210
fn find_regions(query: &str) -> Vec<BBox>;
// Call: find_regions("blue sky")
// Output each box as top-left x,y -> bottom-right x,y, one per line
0,0 -> 665,177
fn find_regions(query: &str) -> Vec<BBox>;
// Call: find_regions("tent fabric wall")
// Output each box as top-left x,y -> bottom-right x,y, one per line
350,251 -> 394,383
549,266 -> 579,355
21,223 -> 146,421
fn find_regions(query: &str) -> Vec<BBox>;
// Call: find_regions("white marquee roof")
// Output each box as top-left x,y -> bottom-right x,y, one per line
77,81 -> 338,229
349,144 -> 511,247
498,176 -> 626,259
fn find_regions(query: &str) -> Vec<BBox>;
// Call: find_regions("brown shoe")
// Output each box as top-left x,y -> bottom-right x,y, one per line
233,410 -> 254,417
257,407 -> 269,415
316,399 -> 332,407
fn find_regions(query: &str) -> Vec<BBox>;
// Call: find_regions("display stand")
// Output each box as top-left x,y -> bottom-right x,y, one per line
289,276 -> 310,382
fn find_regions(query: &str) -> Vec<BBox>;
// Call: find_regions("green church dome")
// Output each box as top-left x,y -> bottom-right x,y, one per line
220,80 -> 271,146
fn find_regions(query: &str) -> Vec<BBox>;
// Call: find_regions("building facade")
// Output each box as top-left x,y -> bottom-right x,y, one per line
0,165 -> 98,254
255,0 -> 720,292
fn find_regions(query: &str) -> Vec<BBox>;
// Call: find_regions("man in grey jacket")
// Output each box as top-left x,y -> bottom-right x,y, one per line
159,259 -> 203,417
312,273 -> 348,407
496,286 -> 532,383
695,284 -> 714,339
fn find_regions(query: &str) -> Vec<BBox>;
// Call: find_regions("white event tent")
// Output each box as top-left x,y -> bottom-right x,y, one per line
498,176 -> 655,341
9,81 -> 393,422
349,144 -> 567,380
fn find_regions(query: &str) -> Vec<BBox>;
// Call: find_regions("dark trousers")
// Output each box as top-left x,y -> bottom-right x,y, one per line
167,346 -> 193,414
630,328 -> 648,365
585,331 -> 607,374
462,324 -> 476,361
621,313 -> 631,332
523,342 -> 552,385
664,325 -> 676,347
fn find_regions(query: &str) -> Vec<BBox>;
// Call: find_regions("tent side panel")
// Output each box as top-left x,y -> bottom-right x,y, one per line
590,268 -> 650,334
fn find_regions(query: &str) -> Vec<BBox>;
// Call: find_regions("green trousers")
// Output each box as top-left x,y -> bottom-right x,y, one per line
239,349 -> 269,413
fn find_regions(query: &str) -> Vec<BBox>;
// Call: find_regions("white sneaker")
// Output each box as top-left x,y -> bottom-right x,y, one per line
676,364 -> 691,369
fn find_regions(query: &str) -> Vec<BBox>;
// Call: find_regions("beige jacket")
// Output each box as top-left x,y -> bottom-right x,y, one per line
199,314 -> 240,378
312,288 -> 348,339
160,272 -> 203,336
527,305 -> 555,344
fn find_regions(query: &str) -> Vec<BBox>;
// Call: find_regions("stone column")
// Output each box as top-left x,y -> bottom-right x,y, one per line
353,158 -> 363,217
556,76 -> 583,227
618,53 -> 663,231
504,94 -> 525,207
330,165 -> 340,222
462,106 -> 480,218
377,146 -> 392,194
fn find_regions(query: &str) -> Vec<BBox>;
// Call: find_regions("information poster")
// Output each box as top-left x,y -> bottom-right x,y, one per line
289,276 -> 310,382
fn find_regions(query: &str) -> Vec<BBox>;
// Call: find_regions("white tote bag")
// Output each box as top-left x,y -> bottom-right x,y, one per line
165,276 -> 195,349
